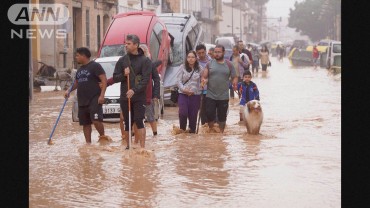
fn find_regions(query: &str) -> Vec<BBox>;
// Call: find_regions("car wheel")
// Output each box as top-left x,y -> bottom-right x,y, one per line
72,102 -> 79,122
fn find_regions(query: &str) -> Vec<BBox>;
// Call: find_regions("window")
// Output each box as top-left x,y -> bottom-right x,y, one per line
333,44 -> 341,53
97,15 -> 101,50
149,31 -> 160,61
153,23 -> 164,44
86,10 -> 90,47
187,29 -> 196,49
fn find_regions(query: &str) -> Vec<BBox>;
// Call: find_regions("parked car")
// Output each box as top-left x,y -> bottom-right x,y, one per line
158,13 -> 204,101
204,43 -> 216,53
98,11 -> 172,80
325,41 -> 341,72
215,36 -> 235,60
71,56 -> 165,122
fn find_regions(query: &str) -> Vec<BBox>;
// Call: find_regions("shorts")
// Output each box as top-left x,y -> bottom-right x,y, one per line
313,58 -> 319,65
205,97 -> 229,123
120,99 -> 146,130
78,96 -> 103,125
145,101 -> 155,122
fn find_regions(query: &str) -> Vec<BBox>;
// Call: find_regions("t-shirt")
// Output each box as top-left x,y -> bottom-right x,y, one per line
198,55 -> 212,93
312,48 -> 319,58
206,59 -> 236,100
75,61 -> 105,106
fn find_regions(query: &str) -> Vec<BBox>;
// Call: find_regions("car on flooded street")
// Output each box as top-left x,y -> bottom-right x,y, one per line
158,13 -> 204,102
71,56 -> 121,122
98,11 -> 172,81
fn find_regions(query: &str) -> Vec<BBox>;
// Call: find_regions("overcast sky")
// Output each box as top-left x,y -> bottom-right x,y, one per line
265,0 -> 305,18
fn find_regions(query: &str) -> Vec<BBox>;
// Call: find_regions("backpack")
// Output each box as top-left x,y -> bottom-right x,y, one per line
229,54 -> 249,70
206,59 -> 234,77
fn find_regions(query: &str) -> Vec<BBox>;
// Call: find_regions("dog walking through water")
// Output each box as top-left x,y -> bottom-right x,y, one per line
243,100 -> 263,134
236,71 -> 262,134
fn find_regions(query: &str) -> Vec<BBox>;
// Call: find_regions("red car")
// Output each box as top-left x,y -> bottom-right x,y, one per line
97,11 -> 172,78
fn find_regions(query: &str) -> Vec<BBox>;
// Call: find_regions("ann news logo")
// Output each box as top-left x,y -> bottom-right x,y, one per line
8,4 -> 69,39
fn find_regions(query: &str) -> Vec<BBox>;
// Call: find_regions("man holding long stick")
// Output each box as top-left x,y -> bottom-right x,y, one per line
113,34 -> 151,150
64,47 -> 110,144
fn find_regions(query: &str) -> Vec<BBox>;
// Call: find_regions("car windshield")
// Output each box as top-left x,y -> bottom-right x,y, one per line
98,61 -> 117,78
100,44 -> 126,57
166,25 -> 184,66
333,44 -> 341,53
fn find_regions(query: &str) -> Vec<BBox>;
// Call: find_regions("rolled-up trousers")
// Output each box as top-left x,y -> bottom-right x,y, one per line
178,93 -> 201,133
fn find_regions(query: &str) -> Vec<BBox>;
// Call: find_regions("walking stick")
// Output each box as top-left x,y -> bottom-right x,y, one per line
196,87 -> 204,134
127,73 -> 132,150
47,80 -> 74,145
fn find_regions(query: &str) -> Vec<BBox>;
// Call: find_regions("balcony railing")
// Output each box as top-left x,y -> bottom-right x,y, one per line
127,0 -> 141,5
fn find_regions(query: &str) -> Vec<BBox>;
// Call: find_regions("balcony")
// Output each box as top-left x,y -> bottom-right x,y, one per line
127,0 -> 141,5
102,0 -> 116,5
147,0 -> 160,11
196,7 -> 215,23
213,14 -> 223,21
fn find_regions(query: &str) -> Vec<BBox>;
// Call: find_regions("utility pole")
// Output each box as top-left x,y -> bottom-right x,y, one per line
231,0 -> 234,37
240,7 -> 242,41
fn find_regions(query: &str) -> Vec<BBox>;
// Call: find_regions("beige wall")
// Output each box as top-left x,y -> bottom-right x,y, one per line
37,0 -> 117,70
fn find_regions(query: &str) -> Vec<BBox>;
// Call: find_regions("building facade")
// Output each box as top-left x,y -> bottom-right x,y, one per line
31,0 -> 118,75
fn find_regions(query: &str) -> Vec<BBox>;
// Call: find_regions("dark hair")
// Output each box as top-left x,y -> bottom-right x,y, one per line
76,47 -> 91,58
262,45 -> 269,54
195,44 -> 206,51
126,34 -> 140,46
215,44 -> 225,52
243,70 -> 252,77
209,47 -> 215,51
185,50 -> 200,72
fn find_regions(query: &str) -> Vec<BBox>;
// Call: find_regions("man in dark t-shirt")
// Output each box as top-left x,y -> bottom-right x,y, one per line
64,47 -> 110,143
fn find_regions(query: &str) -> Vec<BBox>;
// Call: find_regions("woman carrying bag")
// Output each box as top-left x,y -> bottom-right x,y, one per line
176,51 -> 204,133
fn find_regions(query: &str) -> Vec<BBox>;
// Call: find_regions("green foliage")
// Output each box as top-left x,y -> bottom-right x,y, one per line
288,0 -> 340,41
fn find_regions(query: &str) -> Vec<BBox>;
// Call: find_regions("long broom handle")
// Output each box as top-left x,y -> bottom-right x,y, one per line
196,87 -> 204,134
47,81 -> 74,145
127,73 -> 132,150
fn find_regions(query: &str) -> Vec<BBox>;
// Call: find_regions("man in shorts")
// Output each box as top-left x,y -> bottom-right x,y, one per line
64,47 -> 110,143
201,44 -> 238,133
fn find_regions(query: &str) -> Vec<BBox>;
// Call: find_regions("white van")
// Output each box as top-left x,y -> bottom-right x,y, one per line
326,41 -> 341,70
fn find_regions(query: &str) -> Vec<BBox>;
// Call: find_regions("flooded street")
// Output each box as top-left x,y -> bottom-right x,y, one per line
29,57 -> 341,207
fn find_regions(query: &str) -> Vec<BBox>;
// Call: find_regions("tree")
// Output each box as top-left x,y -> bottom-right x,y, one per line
288,0 -> 339,42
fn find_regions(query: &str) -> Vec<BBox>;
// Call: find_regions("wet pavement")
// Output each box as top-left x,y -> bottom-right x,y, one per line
29,57 -> 341,207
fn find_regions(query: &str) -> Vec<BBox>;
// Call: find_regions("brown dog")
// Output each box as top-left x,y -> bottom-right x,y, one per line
242,100 -> 263,134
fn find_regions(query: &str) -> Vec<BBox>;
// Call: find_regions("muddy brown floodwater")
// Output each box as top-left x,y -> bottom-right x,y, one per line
29,57 -> 341,207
